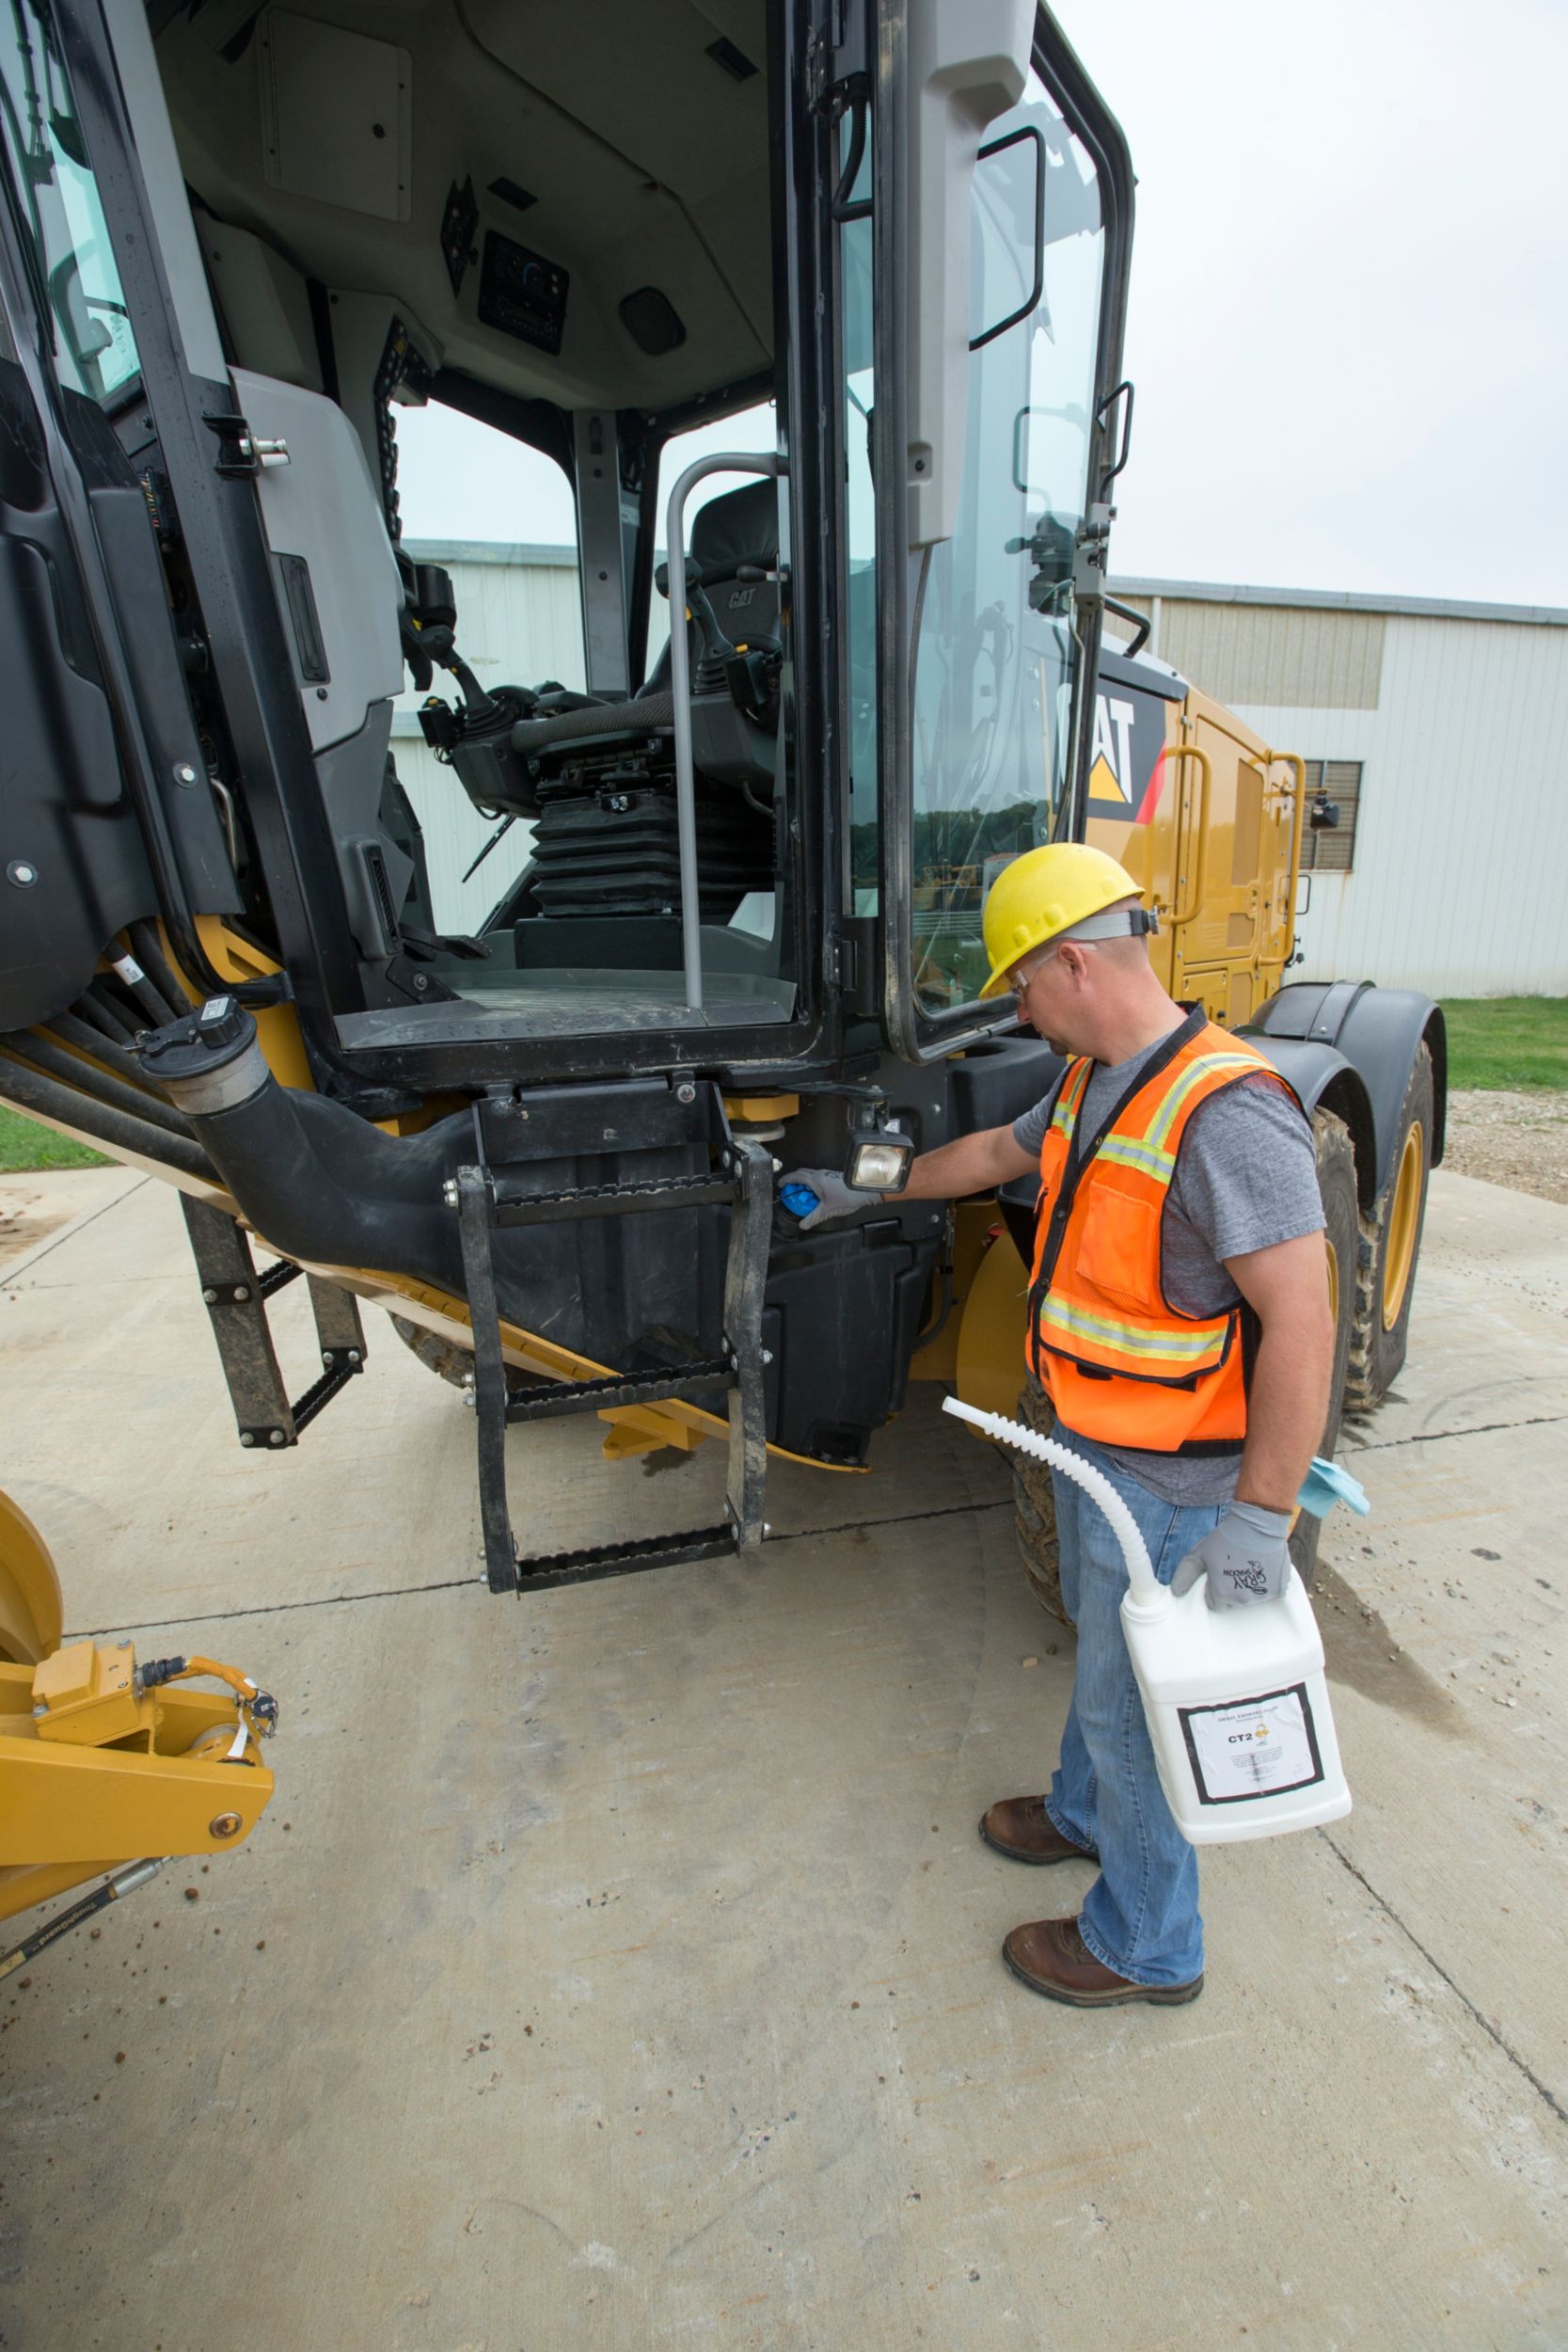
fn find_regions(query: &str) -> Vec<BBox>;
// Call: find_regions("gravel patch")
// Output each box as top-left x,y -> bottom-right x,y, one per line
1441,1089 -> 1568,1205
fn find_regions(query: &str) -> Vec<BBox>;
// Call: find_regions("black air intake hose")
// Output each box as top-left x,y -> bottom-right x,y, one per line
134,1004 -> 724,1360
136,1003 -> 477,1300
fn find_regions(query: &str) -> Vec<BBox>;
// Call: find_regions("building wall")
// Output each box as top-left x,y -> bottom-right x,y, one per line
1113,596 -> 1386,711
388,537 -> 683,933
1113,594 -> 1568,997
390,541 -> 588,934
1228,611 -> 1568,996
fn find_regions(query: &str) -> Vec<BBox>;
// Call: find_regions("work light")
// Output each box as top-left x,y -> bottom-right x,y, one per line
844,1128 -> 914,1194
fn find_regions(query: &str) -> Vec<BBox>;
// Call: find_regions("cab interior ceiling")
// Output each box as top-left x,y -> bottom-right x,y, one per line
152,0 -> 775,420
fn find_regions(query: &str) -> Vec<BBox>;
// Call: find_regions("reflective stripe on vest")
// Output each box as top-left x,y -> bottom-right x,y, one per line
1026,1011 -> 1301,1454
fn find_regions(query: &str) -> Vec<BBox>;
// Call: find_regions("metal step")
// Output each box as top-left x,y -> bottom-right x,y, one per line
453,1104 -> 772,1594
180,1195 -> 366,1451
502,1357 -> 732,1425
483,1171 -> 738,1226
510,1523 -> 740,1592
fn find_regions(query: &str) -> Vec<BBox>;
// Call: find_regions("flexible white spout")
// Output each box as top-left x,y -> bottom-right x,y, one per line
942,1396 -> 1165,1612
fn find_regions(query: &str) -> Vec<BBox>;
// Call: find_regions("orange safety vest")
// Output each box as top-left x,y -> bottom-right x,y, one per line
1026,1007 -> 1302,1454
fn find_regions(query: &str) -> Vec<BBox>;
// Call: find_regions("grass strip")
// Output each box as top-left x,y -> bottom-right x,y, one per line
1442,996 -> 1568,1091
0,1104 -> 110,1170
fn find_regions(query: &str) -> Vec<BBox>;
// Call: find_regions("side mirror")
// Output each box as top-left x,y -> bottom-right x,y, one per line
1309,796 -> 1340,832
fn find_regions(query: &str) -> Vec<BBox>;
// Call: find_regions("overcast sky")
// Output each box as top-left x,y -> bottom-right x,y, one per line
1052,0 -> 1568,605
400,0 -> 1568,609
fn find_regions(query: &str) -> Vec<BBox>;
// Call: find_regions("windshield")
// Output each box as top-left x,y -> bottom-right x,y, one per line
907,70 -> 1106,1013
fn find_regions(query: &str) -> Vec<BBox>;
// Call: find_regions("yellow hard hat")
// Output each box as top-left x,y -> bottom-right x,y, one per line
978,843 -> 1145,999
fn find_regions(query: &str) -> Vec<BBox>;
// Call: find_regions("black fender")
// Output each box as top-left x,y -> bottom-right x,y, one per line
1238,1035 -> 1378,1212
1244,982 -> 1446,1207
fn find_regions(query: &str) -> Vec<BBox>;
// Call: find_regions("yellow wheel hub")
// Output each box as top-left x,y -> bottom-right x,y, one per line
1381,1122 -> 1425,1331
1324,1231 -> 1340,1333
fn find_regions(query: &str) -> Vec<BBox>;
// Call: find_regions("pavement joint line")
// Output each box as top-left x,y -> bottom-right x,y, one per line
774,1496 -> 1011,1547
68,1498 -> 1017,1639
1345,1409 -> 1568,1456
0,1171 -> 150,1285
1320,1828 -> 1568,2132
71,1568 -> 486,1638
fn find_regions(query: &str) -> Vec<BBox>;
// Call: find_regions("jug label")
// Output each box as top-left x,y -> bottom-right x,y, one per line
1179,1684 -> 1324,1804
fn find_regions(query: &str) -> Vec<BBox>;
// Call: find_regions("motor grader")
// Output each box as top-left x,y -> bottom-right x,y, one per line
0,0 -> 1442,1960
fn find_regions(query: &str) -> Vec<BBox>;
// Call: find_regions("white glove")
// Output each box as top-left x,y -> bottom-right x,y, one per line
1170,1502 -> 1292,1610
779,1168 -> 863,1231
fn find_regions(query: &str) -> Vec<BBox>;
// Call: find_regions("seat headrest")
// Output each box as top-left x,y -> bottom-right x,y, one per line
690,478 -> 778,578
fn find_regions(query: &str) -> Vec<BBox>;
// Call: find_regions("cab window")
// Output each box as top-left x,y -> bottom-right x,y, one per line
0,8 -> 140,403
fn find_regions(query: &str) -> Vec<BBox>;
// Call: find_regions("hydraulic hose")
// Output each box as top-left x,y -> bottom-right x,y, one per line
0,1861 -> 164,1984
106,948 -> 178,1029
127,923 -> 198,1019
73,989 -> 138,1050
5,1032 -> 198,1141
43,1011 -> 162,1093
0,1053 -> 217,1183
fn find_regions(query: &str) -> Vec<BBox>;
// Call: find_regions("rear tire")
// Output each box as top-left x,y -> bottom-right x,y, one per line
1012,1372 -> 1069,1627
1291,1107 -> 1359,1586
1343,1041 -> 1433,1415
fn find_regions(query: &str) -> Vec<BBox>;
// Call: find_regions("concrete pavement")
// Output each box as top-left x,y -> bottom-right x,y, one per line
1,1167 -> 1564,2350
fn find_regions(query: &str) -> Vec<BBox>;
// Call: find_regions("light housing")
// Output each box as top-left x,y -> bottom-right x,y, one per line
845,1128 -> 914,1194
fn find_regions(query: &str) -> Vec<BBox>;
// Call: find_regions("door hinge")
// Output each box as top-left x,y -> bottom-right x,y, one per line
808,0 -> 869,114
824,930 -> 859,993
1071,502 -> 1116,606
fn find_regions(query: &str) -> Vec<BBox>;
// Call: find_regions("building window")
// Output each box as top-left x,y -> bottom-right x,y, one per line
1301,759 -> 1362,873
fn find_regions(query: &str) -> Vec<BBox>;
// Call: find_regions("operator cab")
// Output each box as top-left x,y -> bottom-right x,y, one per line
145,0 -> 798,1053
0,1 -> 1132,1094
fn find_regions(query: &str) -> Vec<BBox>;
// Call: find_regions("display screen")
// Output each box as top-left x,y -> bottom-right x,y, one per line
478,230 -> 569,356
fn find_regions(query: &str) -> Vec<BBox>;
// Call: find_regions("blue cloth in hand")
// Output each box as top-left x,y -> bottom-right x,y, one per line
1297,1455 -> 1370,1518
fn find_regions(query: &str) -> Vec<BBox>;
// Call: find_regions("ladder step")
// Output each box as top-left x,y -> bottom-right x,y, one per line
504,1358 -> 732,1424
290,1358 -> 361,1436
491,1171 -> 737,1226
181,1196 -> 366,1451
454,1111 -> 772,1596
514,1524 -> 740,1591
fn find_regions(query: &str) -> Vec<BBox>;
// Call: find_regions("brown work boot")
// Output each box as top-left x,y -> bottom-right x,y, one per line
979,1795 -> 1098,1867
1002,1915 -> 1203,2008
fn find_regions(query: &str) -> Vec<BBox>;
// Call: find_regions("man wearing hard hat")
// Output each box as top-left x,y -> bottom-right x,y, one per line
786,844 -> 1333,2008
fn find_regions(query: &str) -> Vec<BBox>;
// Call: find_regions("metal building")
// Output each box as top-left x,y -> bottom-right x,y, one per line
1107,579 -> 1568,997
394,544 -> 1568,993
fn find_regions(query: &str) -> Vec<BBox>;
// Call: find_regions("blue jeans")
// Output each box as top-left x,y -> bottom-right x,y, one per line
1044,1434 -> 1228,1987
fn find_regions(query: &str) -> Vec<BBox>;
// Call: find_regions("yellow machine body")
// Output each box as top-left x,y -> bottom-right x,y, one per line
931,683 -> 1311,1418
0,1617 -> 277,1928
5,695 -> 1312,1471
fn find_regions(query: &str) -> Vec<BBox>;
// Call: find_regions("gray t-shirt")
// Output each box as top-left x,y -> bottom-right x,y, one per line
1011,1023 -> 1324,1504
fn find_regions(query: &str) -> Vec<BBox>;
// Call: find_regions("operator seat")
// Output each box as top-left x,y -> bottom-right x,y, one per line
510,477 -> 781,760
637,476 -> 781,700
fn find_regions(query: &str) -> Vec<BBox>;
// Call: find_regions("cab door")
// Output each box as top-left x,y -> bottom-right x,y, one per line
0,0 -> 249,1036
837,2 -> 1134,1059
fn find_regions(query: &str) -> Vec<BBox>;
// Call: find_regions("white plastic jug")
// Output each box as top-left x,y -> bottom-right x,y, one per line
943,1398 -> 1352,1845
